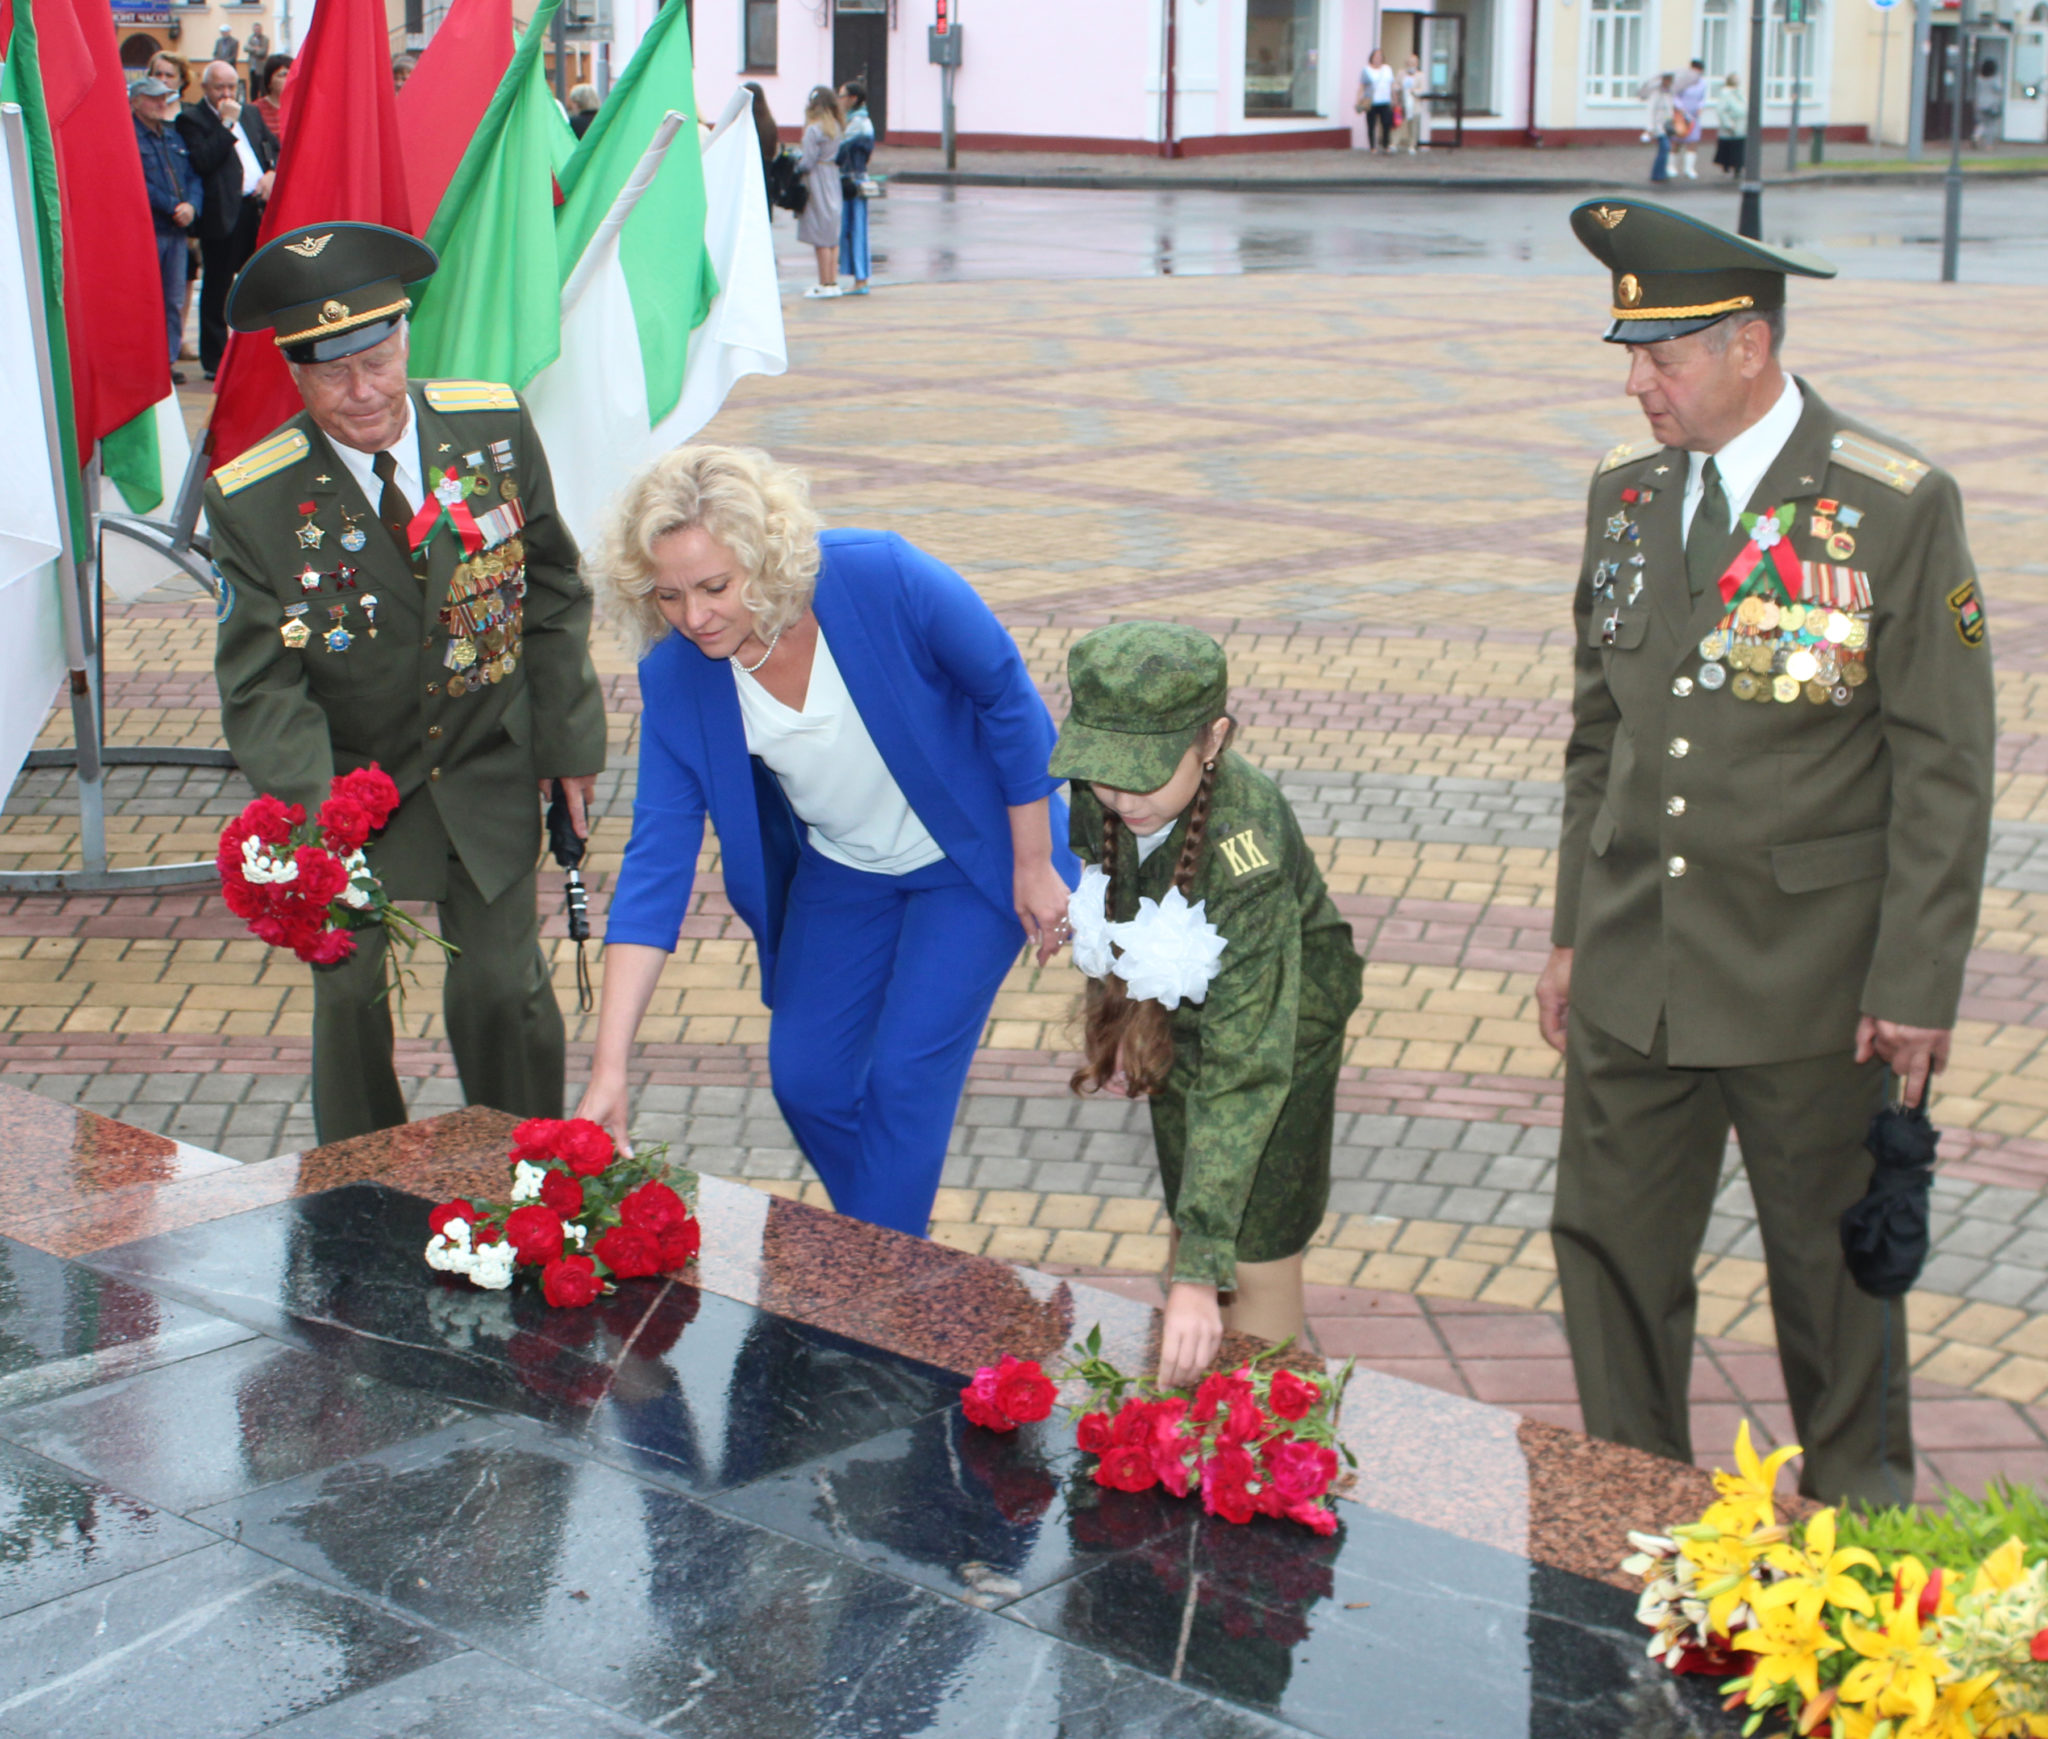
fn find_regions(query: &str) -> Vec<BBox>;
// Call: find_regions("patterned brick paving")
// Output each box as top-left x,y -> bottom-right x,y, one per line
4,269 -> 2047,1499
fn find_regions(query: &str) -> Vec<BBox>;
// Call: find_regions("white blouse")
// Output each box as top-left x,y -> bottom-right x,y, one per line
734,628 -> 946,877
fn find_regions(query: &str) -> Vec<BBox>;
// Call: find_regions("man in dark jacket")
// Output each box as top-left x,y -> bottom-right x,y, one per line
130,75 -> 202,375
178,60 -> 279,378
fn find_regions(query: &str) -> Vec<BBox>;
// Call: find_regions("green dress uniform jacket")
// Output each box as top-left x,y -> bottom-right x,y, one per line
208,381 -> 607,1143
1555,380 -> 1995,1064
209,382 -> 607,905
1072,753 -> 1363,1291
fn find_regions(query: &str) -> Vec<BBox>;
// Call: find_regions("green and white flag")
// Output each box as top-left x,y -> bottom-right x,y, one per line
526,88 -> 786,545
406,0 -> 575,386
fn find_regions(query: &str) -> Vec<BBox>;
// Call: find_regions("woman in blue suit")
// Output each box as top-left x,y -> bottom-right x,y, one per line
577,446 -> 1077,1237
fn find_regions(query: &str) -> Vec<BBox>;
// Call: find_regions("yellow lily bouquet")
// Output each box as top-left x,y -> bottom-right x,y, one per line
1625,1422 -> 2048,1738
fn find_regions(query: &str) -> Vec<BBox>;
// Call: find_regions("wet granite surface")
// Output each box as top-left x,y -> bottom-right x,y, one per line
0,1100 -> 1744,1736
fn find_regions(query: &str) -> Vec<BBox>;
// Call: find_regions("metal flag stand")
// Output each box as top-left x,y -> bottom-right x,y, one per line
0,104 -> 230,896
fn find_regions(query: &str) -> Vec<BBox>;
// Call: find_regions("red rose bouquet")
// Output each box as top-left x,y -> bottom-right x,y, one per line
216,766 -> 450,973
961,1326 -> 1354,1536
424,1117 -> 701,1304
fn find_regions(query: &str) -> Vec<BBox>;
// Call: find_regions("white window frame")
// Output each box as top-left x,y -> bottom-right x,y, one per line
1584,0 -> 1649,106
1765,0 -> 1828,105
1699,0 -> 1738,82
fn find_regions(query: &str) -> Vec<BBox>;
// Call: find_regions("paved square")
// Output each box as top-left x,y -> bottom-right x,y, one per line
5,268 -> 2045,1494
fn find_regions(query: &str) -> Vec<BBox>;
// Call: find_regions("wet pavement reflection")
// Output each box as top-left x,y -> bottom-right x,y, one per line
0,1176 -> 1744,1735
776,181 -> 2048,289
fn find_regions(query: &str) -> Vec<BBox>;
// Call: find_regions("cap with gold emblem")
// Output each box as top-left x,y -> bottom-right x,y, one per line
225,222 -> 439,364
1569,198 -> 1835,345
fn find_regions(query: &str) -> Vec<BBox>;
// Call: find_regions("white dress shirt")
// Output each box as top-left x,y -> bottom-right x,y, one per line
216,100 -> 263,196
1682,375 -> 1804,543
328,396 -> 422,519
735,628 -> 946,877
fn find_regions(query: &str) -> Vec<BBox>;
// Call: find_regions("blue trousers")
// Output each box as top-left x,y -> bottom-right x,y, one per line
156,228 -> 186,363
839,195 -> 871,283
768,847 -> 1020,1237
1651,133 -> 1673,182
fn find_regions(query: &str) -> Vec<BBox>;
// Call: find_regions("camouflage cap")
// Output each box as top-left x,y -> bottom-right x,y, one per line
1049,622 -> 1229,792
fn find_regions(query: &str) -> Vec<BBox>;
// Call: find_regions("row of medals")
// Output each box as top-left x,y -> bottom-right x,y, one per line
440,538 -> 527,698
1697,595 -> 1870,707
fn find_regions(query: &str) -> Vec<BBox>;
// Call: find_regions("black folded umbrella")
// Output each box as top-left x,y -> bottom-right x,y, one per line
1840,1099 -> 1939,1298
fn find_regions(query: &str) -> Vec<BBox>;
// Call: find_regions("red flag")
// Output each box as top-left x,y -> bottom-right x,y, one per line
207,0 -> 413,468
394,0 -> 514,235
17,0 -> 173,453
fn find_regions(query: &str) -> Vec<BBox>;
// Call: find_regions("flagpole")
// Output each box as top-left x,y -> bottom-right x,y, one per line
0,106 -> 228,894
558,109 -> 685,310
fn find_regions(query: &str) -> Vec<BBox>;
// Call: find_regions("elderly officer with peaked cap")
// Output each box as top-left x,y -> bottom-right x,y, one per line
208,222 -> 606,1144
1536,200 -> 1994,1506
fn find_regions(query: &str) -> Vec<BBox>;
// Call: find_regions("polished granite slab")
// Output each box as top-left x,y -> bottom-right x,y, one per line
0,1094 -> 1745,1736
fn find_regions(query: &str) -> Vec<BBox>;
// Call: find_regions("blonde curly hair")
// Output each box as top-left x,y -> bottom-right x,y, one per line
586,446 -> 824,662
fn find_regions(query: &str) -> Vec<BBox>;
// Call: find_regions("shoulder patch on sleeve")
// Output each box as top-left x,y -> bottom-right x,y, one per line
1214,826 -> 1277,881
424,380 -> 520,413
1829,430 -> 1931,496
1598,442 -> 1646,475
214,428 -> 310,496
1948,578 -> 1988,648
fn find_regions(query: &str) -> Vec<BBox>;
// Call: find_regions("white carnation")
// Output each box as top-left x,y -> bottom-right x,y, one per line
564,1222 -> 588,1249
425,1231 -> 474,1274
338,849 -> 375,910
240,835 -> 299,885
1107,887 -> 1228,1011
510,1161 -> 549,1203
467,1239 -> 517,1291
1067,865 -> 1115,979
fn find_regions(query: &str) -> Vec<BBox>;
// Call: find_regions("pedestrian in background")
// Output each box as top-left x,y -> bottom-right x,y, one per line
256,55 -> 292,139
391,52 -> 418,91
836,79 -> 874,297
211,25 -> 239,69
1714,73 -> 1747,175
1356,50 -> 1395,152
796,86 -> 845,299
1645,72 -> 1676,182
1674,58 -> 1707,179
179,59 -> 278,381
1396,53 -> 1428,154
130,74 -> 202,381
568,83 -> 601,138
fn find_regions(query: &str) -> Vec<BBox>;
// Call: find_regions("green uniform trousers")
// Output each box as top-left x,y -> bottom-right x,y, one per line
310,855 -> 566,1144
1552,1012 -> 1913,1509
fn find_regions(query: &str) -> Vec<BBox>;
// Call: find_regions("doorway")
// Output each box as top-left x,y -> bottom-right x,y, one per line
834,0 -> 889,136
1925,24 -> 1975,143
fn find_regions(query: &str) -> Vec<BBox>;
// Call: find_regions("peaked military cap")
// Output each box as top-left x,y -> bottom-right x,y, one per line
227,222 -> 438,364
1569,198 -> 1835,343
1050,622 -> 1230,793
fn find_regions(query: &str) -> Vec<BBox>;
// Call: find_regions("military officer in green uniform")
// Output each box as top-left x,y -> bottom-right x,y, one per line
209,222 -> 607,1143
1537,199 -> 1994,1505
1051,623 -> 1364,1387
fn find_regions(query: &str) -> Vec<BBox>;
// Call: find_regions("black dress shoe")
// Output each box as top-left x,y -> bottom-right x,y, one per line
170,369 -> 186,384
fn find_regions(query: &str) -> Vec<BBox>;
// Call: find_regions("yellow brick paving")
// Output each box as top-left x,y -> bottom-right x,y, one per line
5,271 -> 2048,1402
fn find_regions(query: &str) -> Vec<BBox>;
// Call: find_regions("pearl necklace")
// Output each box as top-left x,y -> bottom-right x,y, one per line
734,625 -> 784,675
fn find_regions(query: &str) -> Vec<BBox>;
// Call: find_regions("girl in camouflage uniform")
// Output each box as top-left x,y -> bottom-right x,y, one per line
1051,623 -> 1363,1386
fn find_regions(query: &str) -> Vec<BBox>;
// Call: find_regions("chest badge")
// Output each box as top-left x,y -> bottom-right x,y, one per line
1215,829 -> 1273,879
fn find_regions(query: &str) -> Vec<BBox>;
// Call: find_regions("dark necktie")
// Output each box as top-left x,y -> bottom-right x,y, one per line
1686,457 -> 1730,598
372,449 -> 413,561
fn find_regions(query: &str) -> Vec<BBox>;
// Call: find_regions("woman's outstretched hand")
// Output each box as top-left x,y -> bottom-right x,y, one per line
1016,856 -> 1074,967
574,1070 -> 633,1155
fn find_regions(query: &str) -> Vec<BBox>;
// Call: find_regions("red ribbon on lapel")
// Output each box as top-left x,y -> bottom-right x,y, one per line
1716,509 -> 1803,607
406,482 -> 485,559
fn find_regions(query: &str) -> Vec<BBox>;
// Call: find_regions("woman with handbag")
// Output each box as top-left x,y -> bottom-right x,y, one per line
837,80 -> 875,298
1356,50 -> 1396,153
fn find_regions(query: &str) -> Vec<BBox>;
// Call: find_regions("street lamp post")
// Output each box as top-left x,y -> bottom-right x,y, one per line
1739,0 -> 1768,236
1941,36 -> 1966,280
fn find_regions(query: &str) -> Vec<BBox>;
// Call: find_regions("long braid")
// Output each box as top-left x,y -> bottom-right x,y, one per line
1071,723 -> 1232,1099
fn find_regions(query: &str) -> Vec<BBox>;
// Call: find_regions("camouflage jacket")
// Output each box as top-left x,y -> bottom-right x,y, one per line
1072,752 -> 1362,1287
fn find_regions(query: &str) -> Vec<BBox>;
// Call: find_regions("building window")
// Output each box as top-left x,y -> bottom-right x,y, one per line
1699,0 -> 1736,80
744,0 -> 776,70
1765,0 -> 1822,103
1585,0 -> 1647,104
1245,0 -> 1322,116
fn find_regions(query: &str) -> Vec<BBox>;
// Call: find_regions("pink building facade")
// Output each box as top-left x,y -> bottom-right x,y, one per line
652,0 -> 1543,153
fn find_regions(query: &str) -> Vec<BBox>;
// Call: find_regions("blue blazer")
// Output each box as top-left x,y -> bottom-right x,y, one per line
606,529 -> 1078,1004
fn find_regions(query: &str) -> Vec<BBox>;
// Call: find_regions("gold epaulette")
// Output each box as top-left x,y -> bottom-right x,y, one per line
1829,430 -> 1931,495
1598,441 -> 1646,474
213,427 -> 309,496
424,380 -> 520,413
